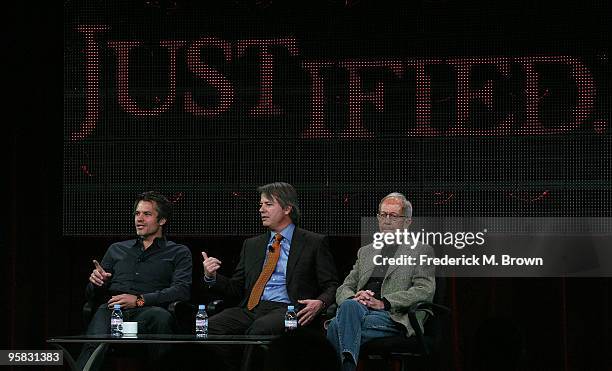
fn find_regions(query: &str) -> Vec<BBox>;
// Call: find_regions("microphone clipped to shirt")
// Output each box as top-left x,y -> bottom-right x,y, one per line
268,233 -> 284,253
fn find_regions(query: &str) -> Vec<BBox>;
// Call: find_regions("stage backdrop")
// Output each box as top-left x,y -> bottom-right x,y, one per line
63,1 -> 610,235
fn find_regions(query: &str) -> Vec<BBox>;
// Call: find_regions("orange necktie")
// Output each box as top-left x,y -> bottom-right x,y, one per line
247,233 -> 283,310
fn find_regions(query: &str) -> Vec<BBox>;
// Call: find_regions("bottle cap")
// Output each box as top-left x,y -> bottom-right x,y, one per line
113,304 -> 121,309
287,305 -> 294,310
199,304 -> 205,310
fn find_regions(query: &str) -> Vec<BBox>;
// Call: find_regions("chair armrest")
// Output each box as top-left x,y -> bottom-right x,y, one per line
322,303 -> 338,320
83,283 -> 109,330
207,299 -> 225,315
407,301 -> 450,315
406,301 -> 450,356
82,300 -> 97,330
168,300 -> 195,317
168,301 -> 196,334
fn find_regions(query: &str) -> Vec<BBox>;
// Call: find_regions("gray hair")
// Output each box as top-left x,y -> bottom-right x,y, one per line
378,192 -> 413,218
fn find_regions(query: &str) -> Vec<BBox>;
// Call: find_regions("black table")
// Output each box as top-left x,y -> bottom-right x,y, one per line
47,334 -> 279,371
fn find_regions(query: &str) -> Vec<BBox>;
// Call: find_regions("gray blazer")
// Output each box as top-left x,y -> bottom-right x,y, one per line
335,242 -> 436,337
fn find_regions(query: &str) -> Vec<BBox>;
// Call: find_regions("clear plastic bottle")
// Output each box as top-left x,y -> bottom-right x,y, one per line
110,304 -> 123,337
195,304 -> 209,338
284,305 -> 298,332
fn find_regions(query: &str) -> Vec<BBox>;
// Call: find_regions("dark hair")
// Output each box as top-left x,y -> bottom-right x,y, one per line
257,182 -> 301,225
133,191 -> 172,232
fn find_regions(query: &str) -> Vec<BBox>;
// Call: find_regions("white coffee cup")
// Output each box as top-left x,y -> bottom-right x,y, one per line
122,321 -> 138,337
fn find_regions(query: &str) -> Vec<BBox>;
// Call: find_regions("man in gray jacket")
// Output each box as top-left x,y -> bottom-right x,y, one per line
326,192 -> 436,371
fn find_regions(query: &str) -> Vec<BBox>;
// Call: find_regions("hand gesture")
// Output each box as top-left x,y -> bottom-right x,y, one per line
201,252 -> 222,279
89,260 -> 112,286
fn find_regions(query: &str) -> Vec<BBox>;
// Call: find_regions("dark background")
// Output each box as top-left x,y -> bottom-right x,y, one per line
62,0 -> 610,235
5,0 -> 612,370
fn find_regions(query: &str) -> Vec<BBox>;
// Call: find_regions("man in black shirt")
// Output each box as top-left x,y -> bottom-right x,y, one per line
76,191 -> 192,370
326,192 -> 435,371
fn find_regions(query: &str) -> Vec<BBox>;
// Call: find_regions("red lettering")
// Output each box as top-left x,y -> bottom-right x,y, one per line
514,56 -> 598,134
302,61 -> 334,138
338,60 -> 404,138
236,38 -> 300,115
448,57 -> 512,135
71,25 -> 108,141
108,40 -> 185,116
184,37 -> 234,116
70,27 -> 604,139
406,59 -> 442,136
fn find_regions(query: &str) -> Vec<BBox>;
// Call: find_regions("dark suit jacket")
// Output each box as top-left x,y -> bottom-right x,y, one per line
211,227 -> 339,308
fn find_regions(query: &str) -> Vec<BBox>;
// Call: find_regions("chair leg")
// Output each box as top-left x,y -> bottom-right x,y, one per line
83,343 -> 108,371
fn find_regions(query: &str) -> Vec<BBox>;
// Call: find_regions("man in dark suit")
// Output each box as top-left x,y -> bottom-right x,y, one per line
201,182 -> 339,369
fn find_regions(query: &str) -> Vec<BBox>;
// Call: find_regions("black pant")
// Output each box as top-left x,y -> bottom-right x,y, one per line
76,304 -> 175,371
206,301 -> 289,371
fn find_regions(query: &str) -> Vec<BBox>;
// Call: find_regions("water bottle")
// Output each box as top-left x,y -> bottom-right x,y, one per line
284,305 -> 298,331
195,304 -> 208,338
110,304 -> 123,337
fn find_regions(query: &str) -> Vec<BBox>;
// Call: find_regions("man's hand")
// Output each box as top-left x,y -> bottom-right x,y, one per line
353,290 -> 384,310
108,294 -> 138,309
202,252 -> 222,279
353,290 -> 367,303
296,299 -> 324,326
89,260 -> 112,286
353,290 -> 373,305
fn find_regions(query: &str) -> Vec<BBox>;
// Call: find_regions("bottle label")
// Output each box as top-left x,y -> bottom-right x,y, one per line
196,320 -> 206,327
285,320 -> 298,329
111,318 -> 122,326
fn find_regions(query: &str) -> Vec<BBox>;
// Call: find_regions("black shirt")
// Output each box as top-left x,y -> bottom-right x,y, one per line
360,244 -> 400,310
88,237 -> 192,306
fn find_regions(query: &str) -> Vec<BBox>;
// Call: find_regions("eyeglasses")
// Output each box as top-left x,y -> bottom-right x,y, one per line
376,212 -> 407,222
